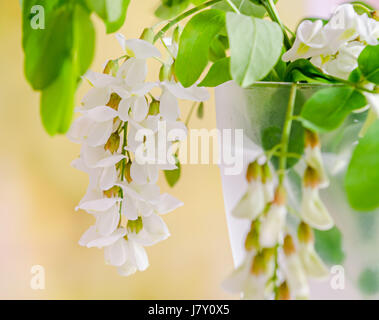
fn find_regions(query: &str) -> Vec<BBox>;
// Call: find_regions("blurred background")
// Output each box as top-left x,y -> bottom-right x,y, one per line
0,0 -> 375,300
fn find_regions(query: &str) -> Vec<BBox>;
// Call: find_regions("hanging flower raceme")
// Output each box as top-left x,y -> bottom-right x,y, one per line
68,31 -> 208,276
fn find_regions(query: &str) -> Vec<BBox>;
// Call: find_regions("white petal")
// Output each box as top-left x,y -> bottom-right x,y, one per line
67,116 -> 93,143
95,205 -> 120,236
259,204 -> 287,248
117,260 -> 137,277
104,238 -> 128,266
232,182 -> 265,220
85,70 -> 115,88
131,96 -> 149,122
142,214 -> 170,244
301,187 -> 334,231
82,87 -> 111,109
285,254 -> 309,299
77,197 -> 119,213
129,241 -> 149,271
124,38 -> 161,59
99,165 -> 117,191
160,89 -> 179,121
86,121 -> 114,147
299,244 -> 329,279
122,196 -> 139,220
165,81 -> 210,101
118,97 -> 132,121
85,106 -> 118,122
157,193 -> 183,215
130,162 -> 148,184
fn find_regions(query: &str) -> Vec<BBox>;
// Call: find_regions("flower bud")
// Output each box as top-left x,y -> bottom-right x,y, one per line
149,100 -> 160,116
278,281 -> 291,300
297,222 -> 314,244
104,132 -> 120,153
251,253 -> 266,276
304,130 -> 329,188
373,11 -> 379,21
273,185 -> 286,206
140,28 -> 154,43
103,59 -> 119,76
303,166 -> 320,189
106,92 -> 122,111
103,186 -> 121,198
159,64 -> 171,82
299,243 -> 329,279
283,234 -> 296,257
127,216 -> 143,234
246,161 -> 261,183
301,186 -> 334,231
305,129 -> 320,148
124,161 -> 133,183
245,221 -> 260,251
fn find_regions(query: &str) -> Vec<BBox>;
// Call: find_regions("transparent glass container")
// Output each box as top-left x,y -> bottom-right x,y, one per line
215,81 -> 379,299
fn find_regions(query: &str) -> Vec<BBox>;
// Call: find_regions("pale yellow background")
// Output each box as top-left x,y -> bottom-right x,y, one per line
0,0 -> 307,299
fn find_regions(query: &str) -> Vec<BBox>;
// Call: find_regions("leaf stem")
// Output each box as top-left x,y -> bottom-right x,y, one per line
226,0 -> 241,14
278,83 -> 297,185
262,0 -> 291,50
153,0 -> 223,43
185,102 -> 198,126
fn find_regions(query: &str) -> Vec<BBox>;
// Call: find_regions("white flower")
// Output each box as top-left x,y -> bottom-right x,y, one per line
159,80 -> 210,122
282,20 -> 329,62
232,180 -> 265,220
356,13 -> 379,45
116,34 -> 161,59
304,145 -> 329,188
284,253 -> 309,299
301,187 -> 334,231
79,226 -> 126,248
299,243 -> 329,279
312,41 -> 365,80
259,204 -> 287,248
222,255 -> 266,300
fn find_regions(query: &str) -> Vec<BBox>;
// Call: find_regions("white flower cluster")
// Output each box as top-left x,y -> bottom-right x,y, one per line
283,4 -> 379,80
68,33 -> 209,276
223,130 -> 333,299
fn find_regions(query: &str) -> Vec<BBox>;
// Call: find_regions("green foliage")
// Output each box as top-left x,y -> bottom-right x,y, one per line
284,59 -> 336,83
164,156 -> 181,187
314,227 -> 345,266
357,44 -> 379,85
155,0 -> 190,19
41,59 -> 76,135
359,267 -> 379,296
86,0 -> 131,33
345,121 -> 379,211
213,0 -> 266,18
22,0 -> 129,135
226,12 -> 283,87
300,87 -> 367,132
175,9 -> 226,87
23,3 -> 73,90
198,57 -> 231,87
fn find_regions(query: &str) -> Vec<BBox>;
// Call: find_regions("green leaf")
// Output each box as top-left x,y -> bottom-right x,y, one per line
74,4 -> 95,75
164,156 -> 181,187
348,67 -> 363,84
155,0 -> 190,19
209,35 -> 227,62
175,9 -> 226,87
23,5 -> 74,90
40,59 -> 77,135
197,102 -> 204,119
300,87 -> 367,132
358,44 -> 379,85
198,57 -> 231,87
226,12 -> 283,87
359,267 -> 379,296
345,121 -> 379,211
86,0 -> 130,33
314,227 -> 345,266
213,0 -> 266,18
284,59 -> 336,83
